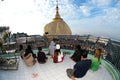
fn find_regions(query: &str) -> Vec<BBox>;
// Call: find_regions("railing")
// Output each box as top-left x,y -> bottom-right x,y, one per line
89,54 -> 120,79
102,60 -> 120,80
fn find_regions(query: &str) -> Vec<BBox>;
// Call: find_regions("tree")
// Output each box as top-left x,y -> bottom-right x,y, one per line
3,32 -> 9,43
0,32 -> 10,53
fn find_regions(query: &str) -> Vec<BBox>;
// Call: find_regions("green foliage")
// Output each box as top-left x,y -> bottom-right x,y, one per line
0,41 -> 6,53
3,33 -> 9,42
1,47 -> 6,53
0,33 -> 9,53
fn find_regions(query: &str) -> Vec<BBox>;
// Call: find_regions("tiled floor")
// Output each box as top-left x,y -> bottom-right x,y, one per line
0,54 -> 112,80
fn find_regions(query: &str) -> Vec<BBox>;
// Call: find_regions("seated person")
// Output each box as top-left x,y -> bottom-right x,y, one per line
23,53 -> 36,66
24,45 -> 36,58
53,44 -> 64,63
66,50 -> 91,80
70,45 -> 83,62
37,47 -> 47,63
18,44 -> 24,59
91,48 -> 102,71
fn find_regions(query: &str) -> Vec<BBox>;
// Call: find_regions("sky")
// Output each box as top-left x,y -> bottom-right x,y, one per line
0,0 -> 120,40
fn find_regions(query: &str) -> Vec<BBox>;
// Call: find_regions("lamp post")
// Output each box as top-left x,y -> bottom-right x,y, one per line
8,31 -> 11,50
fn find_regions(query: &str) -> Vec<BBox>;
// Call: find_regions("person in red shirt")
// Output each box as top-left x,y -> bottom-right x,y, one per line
53,44 -> 64,63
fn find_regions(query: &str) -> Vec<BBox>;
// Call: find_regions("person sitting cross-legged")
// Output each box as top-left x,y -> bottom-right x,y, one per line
37,47 -> 48,64
23,45 -> 36,66
66,50 -> 92,80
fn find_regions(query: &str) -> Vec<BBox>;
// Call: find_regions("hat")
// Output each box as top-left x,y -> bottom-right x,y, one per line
56,44 -> 60,49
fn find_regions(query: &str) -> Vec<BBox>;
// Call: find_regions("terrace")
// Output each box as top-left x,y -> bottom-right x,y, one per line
0,35 -> 120,80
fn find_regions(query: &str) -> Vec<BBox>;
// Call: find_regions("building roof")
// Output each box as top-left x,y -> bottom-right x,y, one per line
0,26 -> 9,32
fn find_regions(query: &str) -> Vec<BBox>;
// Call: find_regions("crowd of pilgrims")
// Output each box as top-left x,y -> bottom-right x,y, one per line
17,40 -> 103,80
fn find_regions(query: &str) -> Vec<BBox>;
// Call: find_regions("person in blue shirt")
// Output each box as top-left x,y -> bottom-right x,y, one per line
66,50 -> 92,80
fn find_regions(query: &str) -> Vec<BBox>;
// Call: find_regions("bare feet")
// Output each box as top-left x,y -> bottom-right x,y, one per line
32,73 -> 38,78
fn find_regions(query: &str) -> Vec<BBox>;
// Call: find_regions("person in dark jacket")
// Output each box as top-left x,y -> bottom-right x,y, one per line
19,44 -> 24,59
37,47 -> 47,63
70,45 -> 83,62
66,50 -> 92,80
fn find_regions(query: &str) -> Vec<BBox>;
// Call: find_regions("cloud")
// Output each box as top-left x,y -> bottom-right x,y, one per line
92,0 -> 112,7
103,8 -> 120,22
34,0 -> 77,20
67,14 -> 120,40
53,0 -> 80,19
0,0 -> 36,14
116,0 -> 120,8
34,0 -> 55,19
80,6 -> 91,16
0,0 -> 51,35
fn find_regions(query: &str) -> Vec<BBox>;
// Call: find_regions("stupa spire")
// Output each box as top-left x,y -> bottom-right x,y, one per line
44,0 -> 72,36
53,0 -> 62,21
56,0 -> 58,7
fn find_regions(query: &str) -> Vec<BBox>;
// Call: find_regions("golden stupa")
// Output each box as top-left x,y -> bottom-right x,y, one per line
44,0 -> 72,35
